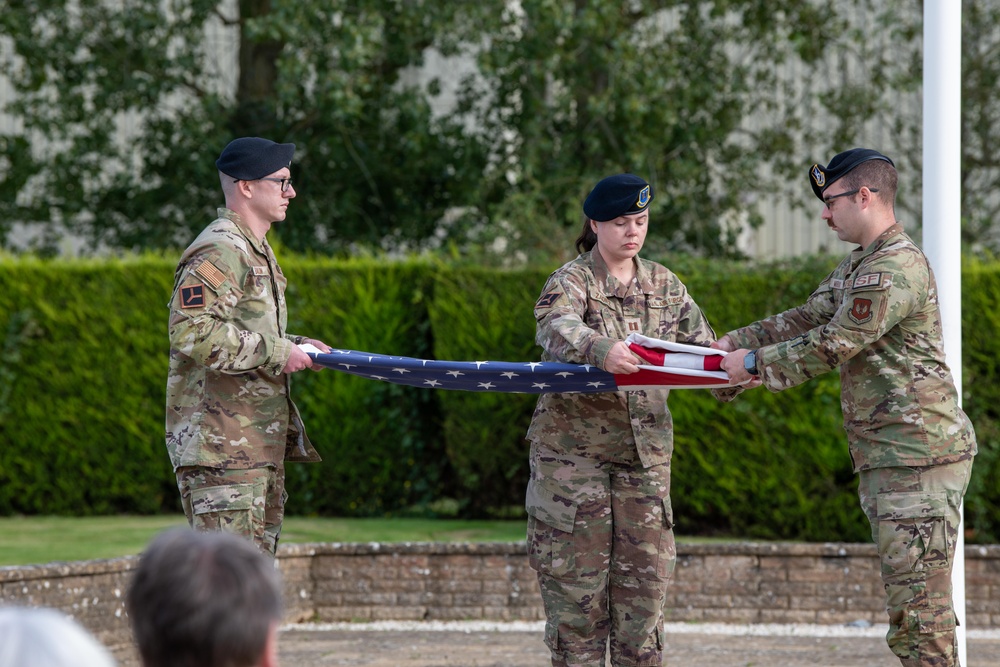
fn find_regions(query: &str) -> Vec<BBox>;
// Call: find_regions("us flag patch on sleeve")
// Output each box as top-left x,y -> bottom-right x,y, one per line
195,260 -> 227,290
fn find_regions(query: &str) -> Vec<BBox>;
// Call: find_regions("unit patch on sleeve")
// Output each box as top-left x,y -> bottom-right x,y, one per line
849,297 -> 874,325
180,284 -> 206,308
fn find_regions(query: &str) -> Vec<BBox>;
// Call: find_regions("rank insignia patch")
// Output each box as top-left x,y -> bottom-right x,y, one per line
849,297 -> 873,324
536,292 -> 561,308
181,284 -> 205,308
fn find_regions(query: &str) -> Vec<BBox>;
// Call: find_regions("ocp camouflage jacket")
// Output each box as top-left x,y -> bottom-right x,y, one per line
727,224 -> 976,471
526,250 -> 717,468
165,208 -> 320,471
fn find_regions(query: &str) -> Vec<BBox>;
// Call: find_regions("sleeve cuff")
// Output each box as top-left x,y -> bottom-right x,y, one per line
267,337 -> 294,376
727,329 -> 760,350
589,336 -> 618,370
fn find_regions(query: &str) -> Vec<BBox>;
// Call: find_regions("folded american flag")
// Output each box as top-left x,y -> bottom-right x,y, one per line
303,333 -> 734,394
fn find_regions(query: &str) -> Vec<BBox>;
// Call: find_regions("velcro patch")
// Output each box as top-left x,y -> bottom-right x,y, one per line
829,279 -> 846,290
852,272 -> 888,290
849,297 -> 874,324
180,284 -> 205,308
195,260 -> 227,290
252,265 -> 269,276
536,292 -> 561,308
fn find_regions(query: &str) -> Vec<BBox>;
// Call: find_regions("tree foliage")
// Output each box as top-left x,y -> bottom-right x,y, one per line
0,1 -> 997,259
960,0 -> 1000,254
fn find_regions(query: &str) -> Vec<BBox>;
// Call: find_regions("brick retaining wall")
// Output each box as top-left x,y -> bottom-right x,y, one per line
2,541 -> 998,653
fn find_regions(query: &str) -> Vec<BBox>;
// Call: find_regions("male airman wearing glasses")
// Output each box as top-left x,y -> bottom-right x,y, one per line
716,148 -> 976,666
166,137 -> 332,558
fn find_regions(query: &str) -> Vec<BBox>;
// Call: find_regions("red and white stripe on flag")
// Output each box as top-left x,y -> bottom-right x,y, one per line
614,333 -> 731,389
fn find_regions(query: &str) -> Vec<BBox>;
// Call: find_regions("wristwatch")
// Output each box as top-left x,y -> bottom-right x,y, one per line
744,349 -> 759,376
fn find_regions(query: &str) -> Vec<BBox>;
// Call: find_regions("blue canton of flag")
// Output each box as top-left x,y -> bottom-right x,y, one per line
310,349 -> 618,393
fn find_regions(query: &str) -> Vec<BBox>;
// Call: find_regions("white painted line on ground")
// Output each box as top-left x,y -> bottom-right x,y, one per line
283,620 -> 1000,640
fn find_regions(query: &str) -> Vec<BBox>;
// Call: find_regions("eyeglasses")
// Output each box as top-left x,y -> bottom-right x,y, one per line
823,187 -> 878,210
233,177 -> 293,192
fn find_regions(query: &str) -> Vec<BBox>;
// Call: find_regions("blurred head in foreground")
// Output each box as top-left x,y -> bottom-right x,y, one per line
126,528 -> 284,667
0,606 -> 117,667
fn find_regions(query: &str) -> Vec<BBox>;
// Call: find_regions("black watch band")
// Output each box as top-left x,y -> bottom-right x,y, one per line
744,349 -> 759,376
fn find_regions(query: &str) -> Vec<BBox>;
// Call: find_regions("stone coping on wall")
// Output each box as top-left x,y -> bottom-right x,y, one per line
1,540 -> 998,652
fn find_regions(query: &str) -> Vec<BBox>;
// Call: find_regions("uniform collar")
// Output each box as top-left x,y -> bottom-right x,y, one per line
218,207 -> 269,255
588,250 -> 653,297
851,223 -> 904,265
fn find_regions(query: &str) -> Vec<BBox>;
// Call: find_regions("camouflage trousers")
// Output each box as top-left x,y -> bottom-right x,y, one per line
858,458 -> 974,667
526,441 -> 675,667
176,463 -> 287,559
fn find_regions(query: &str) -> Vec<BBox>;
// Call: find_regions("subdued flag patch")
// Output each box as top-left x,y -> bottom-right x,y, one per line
195,260 -> 227,290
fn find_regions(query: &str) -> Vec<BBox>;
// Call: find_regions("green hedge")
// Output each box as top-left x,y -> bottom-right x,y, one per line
0,254 -> 997,543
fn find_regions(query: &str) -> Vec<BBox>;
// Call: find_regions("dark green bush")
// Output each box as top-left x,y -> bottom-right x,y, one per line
0,257 -> 177,515
1,253 -> 997,543
282,258 -> 445,516
428,268 -> 549,516
666,254 -> 867,541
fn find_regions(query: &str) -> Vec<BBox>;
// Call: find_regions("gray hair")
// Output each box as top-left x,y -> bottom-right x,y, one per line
126,528 -> 283,667
0,606 -> 116,667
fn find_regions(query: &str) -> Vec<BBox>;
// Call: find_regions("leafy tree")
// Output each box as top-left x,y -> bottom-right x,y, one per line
0,0 -> 498,254
1,1 -> 997,259
456,1 -> 868,263
960,0 -> 1000,255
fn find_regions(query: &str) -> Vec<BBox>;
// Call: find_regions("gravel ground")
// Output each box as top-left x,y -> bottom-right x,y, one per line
267,621 -> 1000,667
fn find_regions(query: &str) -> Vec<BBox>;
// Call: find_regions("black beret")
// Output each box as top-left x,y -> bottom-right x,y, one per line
809,148 -> 894,200
216,137 -> 295,181
583,173 -> 653,222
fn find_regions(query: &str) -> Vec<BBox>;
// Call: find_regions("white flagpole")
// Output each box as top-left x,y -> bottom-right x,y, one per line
922,2 -> 966,665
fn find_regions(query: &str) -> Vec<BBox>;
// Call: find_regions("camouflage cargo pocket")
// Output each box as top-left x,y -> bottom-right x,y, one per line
877,491 -> 949,576
190,483 -> 257,538
525,480 -> 578,578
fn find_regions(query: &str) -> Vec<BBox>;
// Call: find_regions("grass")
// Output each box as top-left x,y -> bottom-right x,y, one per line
0,515 -> 528,567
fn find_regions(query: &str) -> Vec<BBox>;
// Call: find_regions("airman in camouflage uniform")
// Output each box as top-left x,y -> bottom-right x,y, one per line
719,149 -> 976,667
166,137 -> 330,558
526,174 -> 719,667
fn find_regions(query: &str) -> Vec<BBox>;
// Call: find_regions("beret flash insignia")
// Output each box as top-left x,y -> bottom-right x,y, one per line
811,164 -> 826,188
636,185 -> 651,208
